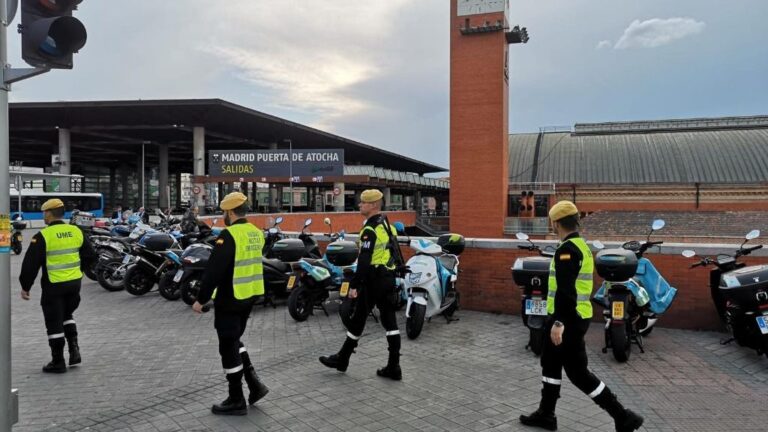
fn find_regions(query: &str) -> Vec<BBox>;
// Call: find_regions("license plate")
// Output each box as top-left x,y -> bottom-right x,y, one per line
287,275 -> 296,289
612,301 -> 624,319
525,299 -> 547,316
339,282 -> 350,297
757,315 -> 768,335
173,270 -> 184,283
122,255 -> 131,264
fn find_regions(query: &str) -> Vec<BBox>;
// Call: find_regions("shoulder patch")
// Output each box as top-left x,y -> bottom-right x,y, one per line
216,239 -> 224,245
31,238 -> 37,244
559,253 -> 571,261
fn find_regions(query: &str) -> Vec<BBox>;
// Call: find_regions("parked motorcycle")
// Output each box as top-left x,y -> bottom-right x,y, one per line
123,233 -> 182,296
592,219 -> 677,362
10,217 -> 26,255
286,237 -> 358,322
263,216 -> 285,258
683,229 -> 767,359
403,234 -> 465,339
511,232 -> 554,355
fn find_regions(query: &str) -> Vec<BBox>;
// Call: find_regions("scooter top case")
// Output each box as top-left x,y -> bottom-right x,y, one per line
595,249 -> 638,282
720,264 -> 768,310
512,256 -> 550,289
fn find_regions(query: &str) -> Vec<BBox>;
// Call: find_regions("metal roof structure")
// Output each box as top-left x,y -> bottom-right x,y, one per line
9,99 -> 446,175
509,116 -> 768,185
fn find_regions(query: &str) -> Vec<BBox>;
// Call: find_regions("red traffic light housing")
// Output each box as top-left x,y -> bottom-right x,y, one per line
20,0 -> 87,69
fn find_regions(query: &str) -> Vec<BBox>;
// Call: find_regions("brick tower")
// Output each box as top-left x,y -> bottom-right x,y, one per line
449,0 -> 526,238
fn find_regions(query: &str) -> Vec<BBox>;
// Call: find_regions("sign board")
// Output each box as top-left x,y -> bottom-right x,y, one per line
192,186 -> 202,195
209,149 -> 344,178
0,214 -> 10,253
333,187 -> 341,196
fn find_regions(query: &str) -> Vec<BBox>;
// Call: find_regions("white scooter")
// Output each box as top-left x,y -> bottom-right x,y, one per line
403,234 -> 465,339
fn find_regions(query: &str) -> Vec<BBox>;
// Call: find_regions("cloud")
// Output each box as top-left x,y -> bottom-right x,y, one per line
614,18 -> 705,49
596,40 -> 612,50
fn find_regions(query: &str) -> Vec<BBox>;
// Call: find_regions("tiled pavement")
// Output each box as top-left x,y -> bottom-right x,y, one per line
9,236 -> 768,431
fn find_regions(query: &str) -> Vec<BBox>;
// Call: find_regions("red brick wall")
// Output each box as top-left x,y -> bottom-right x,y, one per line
449,1 -> 509,238
575,201 -> 768,212
455,247 -> 767,331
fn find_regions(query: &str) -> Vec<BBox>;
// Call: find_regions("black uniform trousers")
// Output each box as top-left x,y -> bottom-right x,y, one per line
41,283 -> 81,350
214,306 -> 253,372
347,268 -> 398,337
540,318 -> 604,402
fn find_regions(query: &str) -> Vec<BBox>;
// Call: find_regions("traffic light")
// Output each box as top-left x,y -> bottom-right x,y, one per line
20,0 -> 87,69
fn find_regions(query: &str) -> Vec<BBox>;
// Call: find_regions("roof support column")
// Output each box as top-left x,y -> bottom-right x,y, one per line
58,128 -> 71,192
136,151 -> 145,209
268,143 -> 278,213
333,182 -> 345,212
158,143 -> 169,210
382,187 -> 391,211
414,190 -> 422,214
108,166 -> 117,213
193,126 -> 206,212
120,165 -> 129,209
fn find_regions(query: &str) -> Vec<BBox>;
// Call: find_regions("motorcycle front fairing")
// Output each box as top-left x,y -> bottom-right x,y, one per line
404,254 -> 441,317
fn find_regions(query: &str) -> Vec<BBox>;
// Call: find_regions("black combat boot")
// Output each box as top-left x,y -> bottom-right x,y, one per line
243,365 -> 269,405
520,384 -> 559,431
43,339 -> 67,373
319,336 -> 358,372
593,387 -> 644,432
212,371 -> 247,416
376,345 -> 402,380
66,335 -> 81,366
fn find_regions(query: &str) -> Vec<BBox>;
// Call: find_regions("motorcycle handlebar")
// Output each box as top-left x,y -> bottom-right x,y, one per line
741,244 -> 763,255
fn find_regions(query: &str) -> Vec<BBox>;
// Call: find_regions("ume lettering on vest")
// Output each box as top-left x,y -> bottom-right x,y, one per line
56,232 -> 73,239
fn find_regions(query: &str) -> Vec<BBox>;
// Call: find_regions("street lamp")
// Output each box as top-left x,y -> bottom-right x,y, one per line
284,139 -> 293,213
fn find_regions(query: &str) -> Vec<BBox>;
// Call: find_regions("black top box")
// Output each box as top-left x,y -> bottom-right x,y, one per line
271,238 -> 306,262
719,264 -> 768,309
141,233 -> 176,251
512,256 -> 551,288
437,234 -> 465,255
325,240 -> 359,266
595,249 -> 638,282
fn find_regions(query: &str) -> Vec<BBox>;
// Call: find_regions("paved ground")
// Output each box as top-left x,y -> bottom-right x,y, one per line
9,233 -> 768,431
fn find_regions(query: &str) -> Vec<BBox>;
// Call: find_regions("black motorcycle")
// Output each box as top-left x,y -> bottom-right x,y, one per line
123,233 -> 182,296
11,218 -> 26,255
263,216 -> 285,258
178,242 -> 214,305
511,232 -> 554,356
684,229 -> 767,359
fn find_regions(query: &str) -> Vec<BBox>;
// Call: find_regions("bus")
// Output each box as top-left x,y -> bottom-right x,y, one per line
10,189 -> 104,220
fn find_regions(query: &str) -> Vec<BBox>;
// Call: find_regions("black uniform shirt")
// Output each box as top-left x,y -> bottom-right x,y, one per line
552,232 -> 585,325
197,219 -> 255,311
19,220 -> 97,292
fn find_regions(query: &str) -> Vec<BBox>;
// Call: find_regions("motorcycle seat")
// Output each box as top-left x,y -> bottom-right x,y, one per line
263,258 -> 291,273
303,258 -> 333,271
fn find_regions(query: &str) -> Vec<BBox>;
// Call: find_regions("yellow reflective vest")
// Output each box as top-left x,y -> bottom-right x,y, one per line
547,237 -> 594,319
40,224 -> 84,284
359,220 -> 397,269
222,223 -> 265,299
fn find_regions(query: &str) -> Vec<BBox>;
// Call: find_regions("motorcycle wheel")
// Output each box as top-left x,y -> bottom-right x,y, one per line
287,285 -> 313,322
123,265 -> 155,296
610,323 -> 631,363
84,260 -> 99,281
180,278 -> 201,306
158,271 -> 182,301
406,303 -> 426,340
529,328 -> 545,356
443,291 -> 460,317
97,258 -> 127,292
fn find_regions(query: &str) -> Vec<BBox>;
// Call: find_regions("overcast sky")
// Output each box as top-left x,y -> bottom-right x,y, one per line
7,0 -> 767,170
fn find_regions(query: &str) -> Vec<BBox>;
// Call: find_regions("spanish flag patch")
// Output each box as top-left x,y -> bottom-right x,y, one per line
215,239 -> 224,245
559,253 -> 571,261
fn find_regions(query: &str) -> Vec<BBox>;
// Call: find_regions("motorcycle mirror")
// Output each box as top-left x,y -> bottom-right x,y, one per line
324,217 -> 331,225
592,240 -> 605,250
393,221 -> 405,234
275,216 -> 284,225
212,218 -> 219,225
269,227 -> 278,234
746,229 -> 760,240
515,232 -> 529,241
304,218 -> 312,227
652,219 -> 665,231
681,250 -> 696,258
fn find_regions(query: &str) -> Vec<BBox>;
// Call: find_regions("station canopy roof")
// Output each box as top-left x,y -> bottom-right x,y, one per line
10,99 -> 446,175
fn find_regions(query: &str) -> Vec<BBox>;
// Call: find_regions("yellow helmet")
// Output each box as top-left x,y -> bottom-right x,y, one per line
41,199 -> 65,211
220,192 -> 248,211
548,200 -> 579,222
360,189 -> 383,203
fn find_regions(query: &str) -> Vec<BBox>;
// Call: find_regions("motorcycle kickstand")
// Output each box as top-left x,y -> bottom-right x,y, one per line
443,314 -> 460,324
720,337 -> 735,345
320,303 -> 329,317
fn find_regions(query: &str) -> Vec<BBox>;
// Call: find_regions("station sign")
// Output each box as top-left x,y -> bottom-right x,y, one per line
209,149 -> 344,178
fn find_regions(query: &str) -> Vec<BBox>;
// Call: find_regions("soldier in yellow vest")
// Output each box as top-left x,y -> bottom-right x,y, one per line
192,192 -> 268,415
319,189 -> 403,380
19,199 -> 96,373
520,201 -> 643,432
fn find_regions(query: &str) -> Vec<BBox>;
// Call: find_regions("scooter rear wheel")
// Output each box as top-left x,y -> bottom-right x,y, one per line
124,265 -> 155,296
97,258 -> 126,292
610,323 -> 631,362
158,271 -> 182,301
